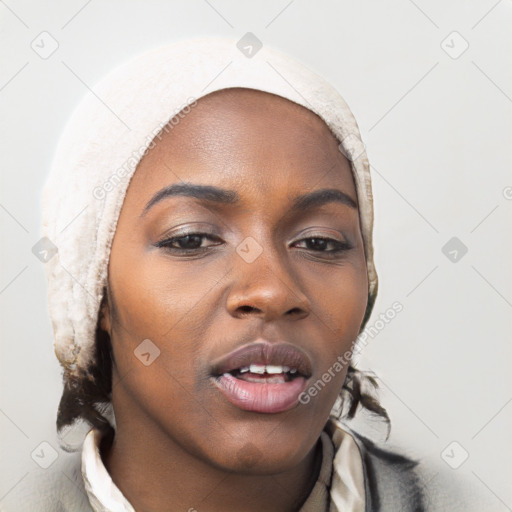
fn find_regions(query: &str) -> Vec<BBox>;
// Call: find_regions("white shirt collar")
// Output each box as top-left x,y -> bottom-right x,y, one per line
81,428 -> 134,512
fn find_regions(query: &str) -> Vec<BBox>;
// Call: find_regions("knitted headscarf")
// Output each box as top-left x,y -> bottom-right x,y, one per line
41,37 -> 379,443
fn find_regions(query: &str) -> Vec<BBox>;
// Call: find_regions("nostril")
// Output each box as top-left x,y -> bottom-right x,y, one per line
238,305 -> 257,314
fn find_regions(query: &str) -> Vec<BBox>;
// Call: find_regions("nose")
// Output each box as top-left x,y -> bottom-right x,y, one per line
226,244 -> 311,322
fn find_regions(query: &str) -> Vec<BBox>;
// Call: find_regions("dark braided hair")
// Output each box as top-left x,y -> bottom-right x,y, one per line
57,315 -> 115,446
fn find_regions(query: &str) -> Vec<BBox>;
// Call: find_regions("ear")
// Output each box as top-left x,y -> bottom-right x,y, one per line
99,292 -> 112,335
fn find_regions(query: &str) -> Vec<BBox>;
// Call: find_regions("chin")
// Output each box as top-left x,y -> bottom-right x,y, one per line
199,434 -> 314,476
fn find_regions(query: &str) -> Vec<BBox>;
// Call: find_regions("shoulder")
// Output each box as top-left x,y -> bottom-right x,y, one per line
0,447 -> 92,512
330,420 -> 497,512
348,428 -> 426,511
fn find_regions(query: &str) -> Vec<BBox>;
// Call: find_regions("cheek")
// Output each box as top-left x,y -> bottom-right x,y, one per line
106,247 -> 224,415
107,286 -> 217,445
302,256 -> 368,411
109,244 -> 221,340
312,255 -> 369,344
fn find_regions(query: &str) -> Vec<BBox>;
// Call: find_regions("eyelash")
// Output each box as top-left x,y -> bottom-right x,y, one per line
155,232 -> 353,257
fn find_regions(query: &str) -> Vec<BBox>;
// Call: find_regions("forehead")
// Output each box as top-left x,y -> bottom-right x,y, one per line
128,88 -> 356,209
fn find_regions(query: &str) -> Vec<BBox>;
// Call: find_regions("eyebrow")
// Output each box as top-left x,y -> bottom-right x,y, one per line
140,182 -> 357,217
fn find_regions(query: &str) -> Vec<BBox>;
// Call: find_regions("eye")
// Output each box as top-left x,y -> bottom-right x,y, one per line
155,232 -> 223,253
155,232 -> 353,257
292,236 -> 353,254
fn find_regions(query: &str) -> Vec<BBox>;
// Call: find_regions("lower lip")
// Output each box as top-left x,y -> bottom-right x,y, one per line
214,374 -> 308,414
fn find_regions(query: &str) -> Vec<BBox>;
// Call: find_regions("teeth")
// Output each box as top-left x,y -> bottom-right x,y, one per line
249,364 -> 266,374
239,364 -> 296,375
266,365 -> 289,374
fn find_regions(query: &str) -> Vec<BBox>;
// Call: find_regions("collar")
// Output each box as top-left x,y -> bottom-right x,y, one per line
81,420 -> 365,511
81,428 -> 134,512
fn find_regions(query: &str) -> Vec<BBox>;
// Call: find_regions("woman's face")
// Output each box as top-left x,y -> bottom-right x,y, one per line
101,88 -> 368,473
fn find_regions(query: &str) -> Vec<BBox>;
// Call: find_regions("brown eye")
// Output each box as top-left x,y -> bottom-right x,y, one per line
156,232 -> 223,252
293,236 -> 352,253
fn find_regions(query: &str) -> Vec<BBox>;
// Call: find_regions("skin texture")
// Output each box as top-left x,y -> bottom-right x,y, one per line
99,88 -> 369,512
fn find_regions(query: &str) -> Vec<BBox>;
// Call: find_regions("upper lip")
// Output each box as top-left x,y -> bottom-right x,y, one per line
210,341 -> 313,378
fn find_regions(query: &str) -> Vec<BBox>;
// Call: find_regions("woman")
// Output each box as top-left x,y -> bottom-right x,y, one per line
11,38 -> 471,511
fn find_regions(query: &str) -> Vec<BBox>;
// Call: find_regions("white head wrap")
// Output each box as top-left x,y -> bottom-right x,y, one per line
42,37 -> 378,382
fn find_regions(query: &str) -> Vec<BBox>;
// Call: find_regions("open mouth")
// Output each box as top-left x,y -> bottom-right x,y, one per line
228,364 -> 300,383
211,342 -> 312,414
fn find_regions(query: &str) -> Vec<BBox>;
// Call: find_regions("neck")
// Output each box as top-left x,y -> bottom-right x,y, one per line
101,417 -> 323,512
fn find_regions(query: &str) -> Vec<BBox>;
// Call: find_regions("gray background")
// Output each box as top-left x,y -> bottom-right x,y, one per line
1,0 -> 511,509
